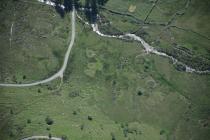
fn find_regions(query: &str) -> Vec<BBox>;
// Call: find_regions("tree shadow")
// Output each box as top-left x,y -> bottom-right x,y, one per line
53,0 -> 65,18
53,0 -> 74,18
55,4 -> 65,18
84,0 -> 109,23
64,0 -> 73,12
53,0 -> 109,23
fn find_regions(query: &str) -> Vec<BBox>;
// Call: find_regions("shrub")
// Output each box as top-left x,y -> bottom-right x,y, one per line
38,89 -> 41,93
160,130 -> 165,135
88,116 -> 93,121
111,132 -> 116,140
137,91 -> 143,96
73,111 -> 77,115
80,124 -> 84,130
23,75 -> 26,80
61,135 -> 68,140
27,119 -> 31,124
69,90 -> 80,98
45,116 -> 54,125
49,133 -> 52,138
10,109 -> 14,114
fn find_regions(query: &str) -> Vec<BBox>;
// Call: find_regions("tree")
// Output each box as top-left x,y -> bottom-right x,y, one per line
49,133 -> 52,139
10,109 -> 14,115
53,0 -> 109,22
137,91 -> 143,96
111,132 -> 116,140
27,119 -> 31,124
54,0 -> 64,5
64,0 -> 72,12
61,135 -> 68,140
160,130 -> 165,135
97,0 -> 109,5
84,0 -> 109,23
88,116 -> 93,121
38,89 -> 41,93
45,116 -> 54,125
22,75 -> 26,80
73,110 -> 77,115
80,124 -> 84,130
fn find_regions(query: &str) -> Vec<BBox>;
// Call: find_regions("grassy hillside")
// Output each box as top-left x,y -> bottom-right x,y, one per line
95,0 -> 210,70
0,0 -> 71,83
0,0 -> 210,140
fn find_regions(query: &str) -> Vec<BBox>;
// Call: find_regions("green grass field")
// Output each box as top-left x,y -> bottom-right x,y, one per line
0,0 -> 71,83
96,0 -> 210,70
0,0 -> 210,140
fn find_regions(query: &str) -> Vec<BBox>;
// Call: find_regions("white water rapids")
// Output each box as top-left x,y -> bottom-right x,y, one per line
91,24 -> 210,74
0,0 -> 209,88
38,0 -> 210,74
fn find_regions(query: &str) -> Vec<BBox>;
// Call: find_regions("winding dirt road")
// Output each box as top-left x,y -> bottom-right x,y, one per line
0,0 -> 209,88
21,136 -> 61,140
0,0 -> 208,139
0,3 -> 75,87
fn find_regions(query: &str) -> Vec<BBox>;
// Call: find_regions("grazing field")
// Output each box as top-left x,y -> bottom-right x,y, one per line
0,0 -> 210,140
0,0 -> 71,84
97,0 -> 210,71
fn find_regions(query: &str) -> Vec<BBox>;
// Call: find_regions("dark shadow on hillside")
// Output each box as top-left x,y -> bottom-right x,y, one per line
64,0 -> 73,12
55,4 -> 65,18
84,0 -> 109,23
53,0 -> 79,18
53,0 -> 109,23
